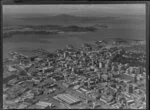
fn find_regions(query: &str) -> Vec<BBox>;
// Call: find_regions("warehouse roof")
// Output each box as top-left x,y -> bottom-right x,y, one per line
56,94 -> 80,105
36,101 -> 52,107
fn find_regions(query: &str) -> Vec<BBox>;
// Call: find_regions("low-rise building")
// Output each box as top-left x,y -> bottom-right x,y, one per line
62,82 -> 70,88
7,66 -> 17,72
17,102 -> 29,109
73,85 -> 80,90
35,101 -> 54,109
54,94 -> 81,105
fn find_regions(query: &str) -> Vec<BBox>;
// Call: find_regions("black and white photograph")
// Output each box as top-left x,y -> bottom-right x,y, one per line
2,4 -> 147,109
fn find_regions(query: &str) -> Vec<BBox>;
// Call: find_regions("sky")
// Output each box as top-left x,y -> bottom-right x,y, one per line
3,4 -> 145,17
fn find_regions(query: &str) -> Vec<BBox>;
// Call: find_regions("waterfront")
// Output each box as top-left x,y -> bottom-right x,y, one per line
3,22 -> 145,60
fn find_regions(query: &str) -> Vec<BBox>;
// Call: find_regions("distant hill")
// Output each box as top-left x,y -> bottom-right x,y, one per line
17,14 -> 117,23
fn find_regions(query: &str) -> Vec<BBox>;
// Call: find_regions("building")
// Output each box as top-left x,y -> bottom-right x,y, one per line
99,62 -> 103,68
128,84 -> 134,94
127,99 -> 134,106
73,85 -> 80,90
100,97 -> 107,104
62,82 -> 70,88
108,86 -> 117,94
42,67 -> 53,73
35,101 -> 54,109
7,78 -> 19,85
7,65 -> 16,71
80,87 -> 88,93
3,94 -> 8,101
76,89 -> 83,94
24,90 -> 34,99
54,94 -> 81,105
17,102 -> 29,109
119,73 -> 134,81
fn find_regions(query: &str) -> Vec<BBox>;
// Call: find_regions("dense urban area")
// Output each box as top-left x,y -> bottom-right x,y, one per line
3,39 -> 146,109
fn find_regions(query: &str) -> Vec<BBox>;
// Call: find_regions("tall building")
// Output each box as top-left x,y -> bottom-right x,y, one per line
128,84 -> 134,94
99,62 -> 102,69
64,52 -> 67,58
92,102 -> 96,109
118,64 -> 122,72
